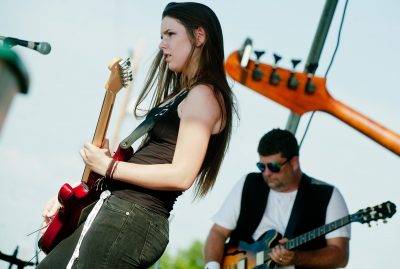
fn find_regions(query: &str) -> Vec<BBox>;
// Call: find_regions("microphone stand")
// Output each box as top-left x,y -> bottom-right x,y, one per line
0,247 -> 35,268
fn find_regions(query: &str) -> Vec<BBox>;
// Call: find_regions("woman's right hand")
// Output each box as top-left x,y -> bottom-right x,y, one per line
41,195 -> 61,235
101,138 -> 112,157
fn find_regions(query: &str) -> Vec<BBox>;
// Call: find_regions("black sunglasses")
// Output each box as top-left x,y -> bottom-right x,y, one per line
256,158 -> 291,173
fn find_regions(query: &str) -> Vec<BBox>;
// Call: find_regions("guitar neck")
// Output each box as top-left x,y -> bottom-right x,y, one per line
324,98 -> 400,156
285,214 -> 353,250
225,51 -> 400,157
81,90 -> 116,183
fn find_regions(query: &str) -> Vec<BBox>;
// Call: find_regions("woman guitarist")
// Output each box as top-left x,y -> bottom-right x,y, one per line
39,2 -> 236,268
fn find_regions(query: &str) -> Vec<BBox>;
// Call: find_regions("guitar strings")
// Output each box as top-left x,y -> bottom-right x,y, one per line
26,223 -> 50,237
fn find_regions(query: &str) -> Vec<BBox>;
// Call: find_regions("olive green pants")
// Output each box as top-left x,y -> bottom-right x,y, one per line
38,195 -> 169,269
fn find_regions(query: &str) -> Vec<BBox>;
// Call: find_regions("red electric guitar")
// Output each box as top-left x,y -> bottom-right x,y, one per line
38,58 -> 133,253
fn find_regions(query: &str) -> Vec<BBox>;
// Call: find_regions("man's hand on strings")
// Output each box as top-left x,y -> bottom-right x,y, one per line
269,238 -> 297,266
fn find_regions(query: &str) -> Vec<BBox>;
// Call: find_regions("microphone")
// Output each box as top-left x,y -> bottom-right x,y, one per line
0,36 -> 51,55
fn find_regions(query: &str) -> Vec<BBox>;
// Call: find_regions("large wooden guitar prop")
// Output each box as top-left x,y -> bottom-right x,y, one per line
38,58 -> 133,253
225,50 -> 400,156
222,201 -> 396,269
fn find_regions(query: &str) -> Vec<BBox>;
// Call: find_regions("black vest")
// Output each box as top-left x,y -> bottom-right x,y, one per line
230,173 -> 333,269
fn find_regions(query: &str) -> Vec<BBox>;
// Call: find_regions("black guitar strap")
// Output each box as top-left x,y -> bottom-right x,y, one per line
88,89 -> 189,195
119,89 -> 188,149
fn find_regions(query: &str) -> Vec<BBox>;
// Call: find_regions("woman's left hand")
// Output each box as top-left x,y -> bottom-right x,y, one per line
80,142 -> 112,176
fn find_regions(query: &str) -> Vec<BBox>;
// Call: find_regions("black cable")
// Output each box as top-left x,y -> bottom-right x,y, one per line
299,0 -> 349,149
324,0 -> 350,78
299,111 -> 315,148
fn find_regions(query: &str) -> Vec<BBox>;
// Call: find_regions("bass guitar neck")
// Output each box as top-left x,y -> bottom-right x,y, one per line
225,51 -> 400,156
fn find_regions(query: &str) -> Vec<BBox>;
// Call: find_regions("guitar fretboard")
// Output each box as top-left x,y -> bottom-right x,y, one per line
284,214 -> 352,250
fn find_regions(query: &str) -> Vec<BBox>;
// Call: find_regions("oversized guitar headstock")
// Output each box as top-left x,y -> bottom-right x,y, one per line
351,201 -> 397,226
105,57 -> 133,93
225,50 -> 331,115
226,40 -> 400,156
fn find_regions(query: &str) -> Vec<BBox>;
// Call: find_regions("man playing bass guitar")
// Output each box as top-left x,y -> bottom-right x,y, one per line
204,129 -> 351,269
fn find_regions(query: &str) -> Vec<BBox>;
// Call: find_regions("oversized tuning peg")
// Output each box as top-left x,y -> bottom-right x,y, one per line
291,59 -> 301,69
304,62 -> 319,94
252,50 -> 265,81
269,53 -> 282,86
306,62 -> 318,74
287,59 -> 302,90
254,50 -> 265,61
273,53 -> 282,65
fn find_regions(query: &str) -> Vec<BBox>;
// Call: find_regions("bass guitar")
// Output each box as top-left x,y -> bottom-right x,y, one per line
222,201 -> 396,269
38,57 -> 133,253
225,49 -> 400,156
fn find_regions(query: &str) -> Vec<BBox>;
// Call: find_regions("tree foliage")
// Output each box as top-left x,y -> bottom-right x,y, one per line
150,240 -> 204,269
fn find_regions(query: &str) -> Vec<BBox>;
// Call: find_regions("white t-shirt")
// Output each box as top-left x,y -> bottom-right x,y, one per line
213,176 -> 351,269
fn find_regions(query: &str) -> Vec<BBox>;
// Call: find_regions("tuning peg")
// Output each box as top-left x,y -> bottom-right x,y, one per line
269,53 -> 282,86
304,62 -> 318,94
252,68 -> 263,81
239,38 -> 253,68
121,58 -> 132,67
306,62 -> 318,74
273,53 -> 282,65
291,59 -> 301,69
383,219 -> 388,224
252,50 -> 265,81
254,50 -> 265,61
287,59 -> 302,90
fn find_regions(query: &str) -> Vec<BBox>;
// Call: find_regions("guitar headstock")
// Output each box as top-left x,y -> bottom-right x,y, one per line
351,201 -> 397,225
225,43 -> 333,115
105,57 -> 133,93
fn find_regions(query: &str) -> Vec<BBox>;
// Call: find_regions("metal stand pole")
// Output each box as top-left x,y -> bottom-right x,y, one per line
285,0 -> 339,134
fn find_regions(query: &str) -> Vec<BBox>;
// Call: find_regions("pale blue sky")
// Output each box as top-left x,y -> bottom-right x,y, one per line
1,1 -> 399,268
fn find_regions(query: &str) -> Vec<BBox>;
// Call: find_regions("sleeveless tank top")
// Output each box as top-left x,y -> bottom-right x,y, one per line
110,91 -> 191,216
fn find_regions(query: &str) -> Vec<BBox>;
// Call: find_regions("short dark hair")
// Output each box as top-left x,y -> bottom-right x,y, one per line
257,128 -> 299,158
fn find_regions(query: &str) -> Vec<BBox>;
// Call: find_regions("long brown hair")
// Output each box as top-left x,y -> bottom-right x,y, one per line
134,2 -> 237,198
